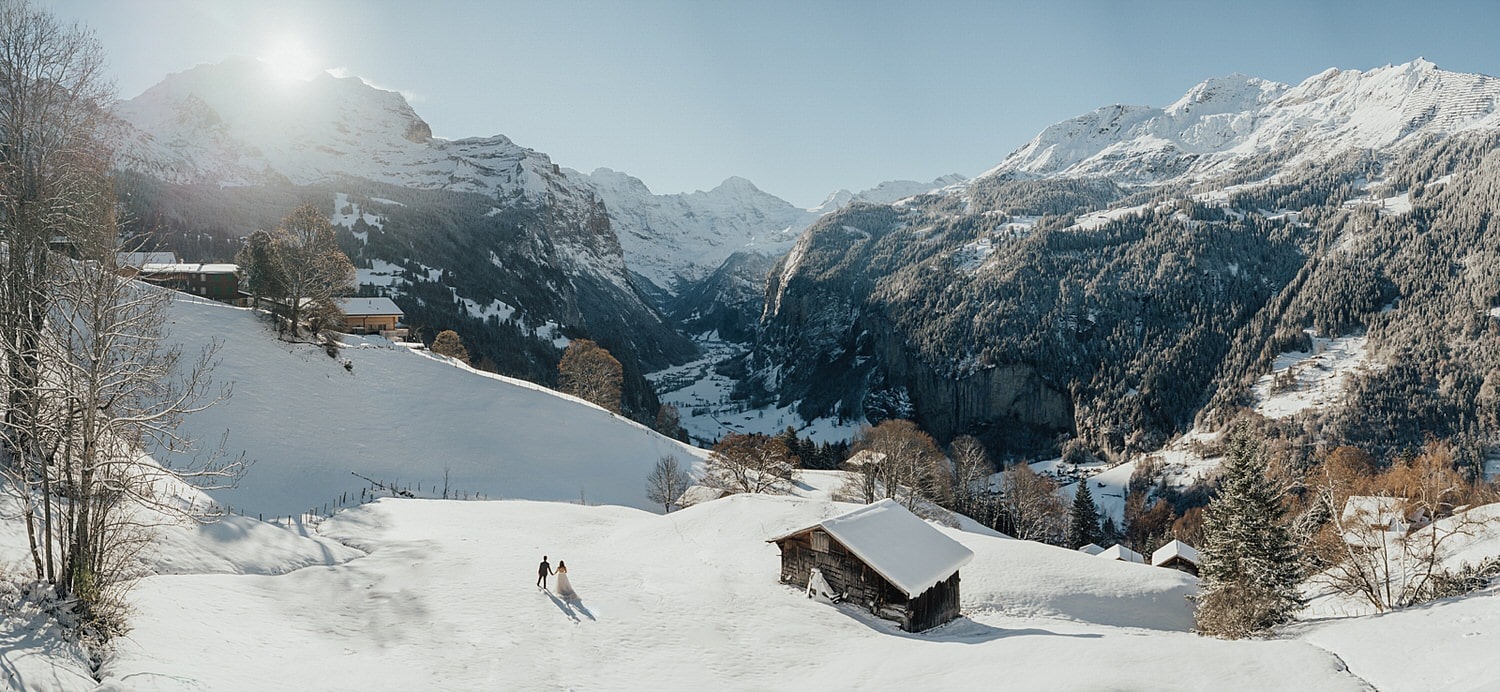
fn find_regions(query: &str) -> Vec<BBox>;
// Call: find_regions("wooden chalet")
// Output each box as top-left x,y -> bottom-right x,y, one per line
1095,544 -> 1146,564
338,297 -> 407,339
1150,539 -> 1201,576
769,499 -> 974,632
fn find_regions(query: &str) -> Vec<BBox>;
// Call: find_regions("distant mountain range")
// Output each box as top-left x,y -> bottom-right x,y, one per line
105,56 -> 962,423
107,56 -> 1500,467
986,58 -> 1500,183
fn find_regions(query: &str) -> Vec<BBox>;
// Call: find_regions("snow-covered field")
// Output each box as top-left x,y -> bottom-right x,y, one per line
80,494 -> 1373,691
8,290 -> 1500,690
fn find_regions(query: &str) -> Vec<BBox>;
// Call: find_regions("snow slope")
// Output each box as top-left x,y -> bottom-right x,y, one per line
1253,332 -> 1377,419
154,295 -> 705,518
986,59 -> 1500,184
95,494 -> 1371,691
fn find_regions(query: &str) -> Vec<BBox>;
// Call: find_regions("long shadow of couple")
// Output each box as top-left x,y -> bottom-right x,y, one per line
545,589 -> 596,623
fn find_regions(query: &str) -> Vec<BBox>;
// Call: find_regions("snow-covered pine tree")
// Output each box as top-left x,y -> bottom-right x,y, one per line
1068,480 -> 1102,548
1194,425 -> 1304,638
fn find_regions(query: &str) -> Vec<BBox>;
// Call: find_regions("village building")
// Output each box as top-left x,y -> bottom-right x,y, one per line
1150,539 -> 1201,576
1077,543 -> 1106,556
338,297 -> 407,339
1095,544 -> 1146,564
1340,495 -> 1429,548
137,262 -> 243,303
769,499 -> 973,632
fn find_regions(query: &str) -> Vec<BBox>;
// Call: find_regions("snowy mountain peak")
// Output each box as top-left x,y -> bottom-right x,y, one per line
985,59 -> 1500,184
711,175 -> 763,195
112,57 -> 574,201
1165,73 -> 1287,117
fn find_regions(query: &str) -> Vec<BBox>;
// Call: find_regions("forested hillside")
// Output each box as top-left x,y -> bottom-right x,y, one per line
745,128 -> 1500,466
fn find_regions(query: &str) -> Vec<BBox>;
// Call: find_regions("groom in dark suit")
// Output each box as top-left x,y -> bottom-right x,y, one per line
537,555 -> 553,589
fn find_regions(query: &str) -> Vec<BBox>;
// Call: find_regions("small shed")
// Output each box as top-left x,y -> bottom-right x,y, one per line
1151,539 -> 1201,576
1077,543 -> 1106,556
769,499 -> 974,632
338,297 -> 406,338
1095,544 -> 1146,564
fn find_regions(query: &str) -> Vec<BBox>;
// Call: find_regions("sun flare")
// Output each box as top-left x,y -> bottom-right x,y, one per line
259,37 -> 321,82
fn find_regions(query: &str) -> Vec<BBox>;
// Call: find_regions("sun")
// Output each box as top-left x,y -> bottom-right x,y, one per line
259,37 -> 322,82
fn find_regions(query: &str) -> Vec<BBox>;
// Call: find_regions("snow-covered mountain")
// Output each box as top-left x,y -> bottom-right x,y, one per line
809,173 -> 968,213
114,56 -> 576,203
986,59 -> 1500,183
741,58 -> 1500,462
575,168 -> 818,291
577,168 -> 965,292
110,57 -> 697,416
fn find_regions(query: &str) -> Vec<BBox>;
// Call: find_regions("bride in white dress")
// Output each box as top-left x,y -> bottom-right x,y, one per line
555,561 -> 577,600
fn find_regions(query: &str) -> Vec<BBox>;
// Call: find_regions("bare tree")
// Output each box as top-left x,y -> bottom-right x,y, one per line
1307,442 -> 1495,611
849,420 -> 949,511
997,462 -> 1066,543
702,433 -> 796,495
0,0 -> 114,531
558,338 -> 622,414
948,434 -> 994,522
259,204 -> 354,338
645,454 -> 692,512
2,256 -> 246,630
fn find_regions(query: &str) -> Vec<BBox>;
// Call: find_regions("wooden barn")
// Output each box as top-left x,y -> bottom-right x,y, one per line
769,499 -> 974,632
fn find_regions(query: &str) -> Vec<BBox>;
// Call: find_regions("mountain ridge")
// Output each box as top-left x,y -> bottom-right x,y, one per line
984,58 -> 1500,184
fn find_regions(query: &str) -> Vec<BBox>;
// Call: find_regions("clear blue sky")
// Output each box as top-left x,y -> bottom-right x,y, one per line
41,0 -> 1500,207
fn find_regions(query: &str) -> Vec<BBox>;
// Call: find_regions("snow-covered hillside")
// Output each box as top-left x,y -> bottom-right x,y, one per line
154,295 -> 704,517
113,56 -> 582,204
89,494 -> 1375,691
986,59 -> 1500,183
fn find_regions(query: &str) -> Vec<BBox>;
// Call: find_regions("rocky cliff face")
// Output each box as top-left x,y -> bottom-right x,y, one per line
744,60 -> 1500,459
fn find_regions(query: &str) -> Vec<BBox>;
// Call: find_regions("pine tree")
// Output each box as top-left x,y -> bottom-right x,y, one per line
1067,480 -> 1102,548
1194,425 -> 1305,638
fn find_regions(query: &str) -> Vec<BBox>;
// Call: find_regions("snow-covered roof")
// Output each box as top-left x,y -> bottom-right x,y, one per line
842,450 -> 887,468
117,251 -> 178,267
771,498 -> 974,598
1077,543 -> 1106,556
676,485 -> 725,507
338,297 -> 403,317
1341,496 -> 1410,527
1096,545 -> 1146,564
141,262 -> 239,275
1151,539 -> 1200,567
